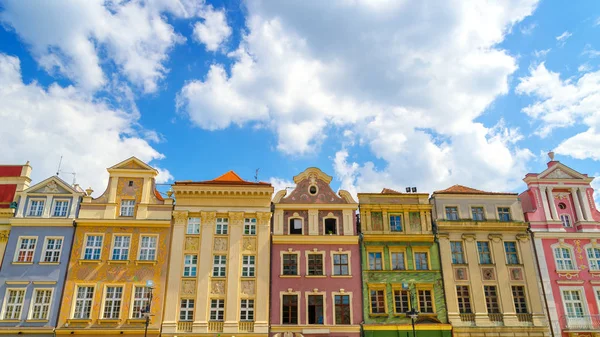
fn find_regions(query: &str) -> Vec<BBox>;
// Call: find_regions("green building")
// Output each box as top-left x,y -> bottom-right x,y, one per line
358,189 -> 451,337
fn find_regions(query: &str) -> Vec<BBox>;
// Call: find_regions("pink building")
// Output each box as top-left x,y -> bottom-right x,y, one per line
270,168 -> 362,337
519,153 -> 600,337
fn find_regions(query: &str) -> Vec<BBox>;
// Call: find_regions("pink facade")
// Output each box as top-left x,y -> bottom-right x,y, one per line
520,156 -> 600,337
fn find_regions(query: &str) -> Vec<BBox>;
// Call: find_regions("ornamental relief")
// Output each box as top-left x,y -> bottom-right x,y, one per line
211,280 -> 226,295
229,212 -> 244,225
243,237 -> 256,251
0,230 -> 9,242
185,237 -> 200,251
240,280 -> 255,296
482,268 -> 496,281
214,238 -> 228,252
201,211 -> 217,224
181,280 -> 196,295
173,211 -> 188,225
545,168 -> 574,179
509,267 -> 524,281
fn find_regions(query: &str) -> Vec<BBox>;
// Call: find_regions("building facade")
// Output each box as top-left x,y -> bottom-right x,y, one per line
519,153 -> 600,337
55,157 -> 173,336
431,185 -> 550,337
270,168 -> 361,337
0,163 -> 32,266
161,171 -> 273,337
0,176 -> 82,335
358,188 -> 450,337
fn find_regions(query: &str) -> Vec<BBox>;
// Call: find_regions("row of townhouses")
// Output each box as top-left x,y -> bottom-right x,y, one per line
0,155 -> 597,337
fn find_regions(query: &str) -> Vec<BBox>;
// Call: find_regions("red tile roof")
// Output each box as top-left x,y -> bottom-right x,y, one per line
175,171 -> 271,186
381,188 -> 402,194
433,184 -> 517,195
0,184 -> 17,208
0,166 -> 23,177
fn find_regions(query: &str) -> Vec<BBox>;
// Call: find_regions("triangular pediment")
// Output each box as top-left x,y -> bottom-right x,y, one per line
25,176 -> 77,194
538,163 -> 587,180
212,171 -> 245,182
109,157 -> 156,172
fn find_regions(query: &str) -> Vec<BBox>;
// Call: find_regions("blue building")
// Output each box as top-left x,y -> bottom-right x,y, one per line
0,176 -> 83,335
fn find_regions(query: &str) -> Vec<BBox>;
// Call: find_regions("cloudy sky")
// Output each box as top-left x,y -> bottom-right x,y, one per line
1,0 -> 600,200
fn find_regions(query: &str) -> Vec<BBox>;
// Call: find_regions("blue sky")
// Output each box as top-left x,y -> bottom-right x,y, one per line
1,0 -> 600,200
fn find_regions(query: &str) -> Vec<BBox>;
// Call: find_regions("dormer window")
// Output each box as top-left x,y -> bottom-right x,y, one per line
53,200 -> 69,217
28,200 -> 45,217
120,200 -> 135,217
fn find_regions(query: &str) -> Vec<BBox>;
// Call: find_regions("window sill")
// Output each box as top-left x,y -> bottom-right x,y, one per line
479,263 -> 495,266
279,275 -> 301,278
135,260 -> 157,265
331,275 -> 352,278
452,263 -> 468,266
369,313 -> 388,317
98,319 -> 121,323
12,262 -> 33,265
241,276 -> 256,278
305,275 -> 327,278
127,318 -> 146,324
26,319 -> 49,323
211,276 -> 226,279
38,262 -> 60,265
556,269 -> 580,273
182,276 -> 197,279
107,260 -> 130,265
78,260 -> 102,265
67,319 -> 92,323
506,264 -> 523,266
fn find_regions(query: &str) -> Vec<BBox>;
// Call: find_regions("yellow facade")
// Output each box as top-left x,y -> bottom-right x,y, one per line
161,171 -> 273,337
55,157 -> 173,336
431,186 -> 550,337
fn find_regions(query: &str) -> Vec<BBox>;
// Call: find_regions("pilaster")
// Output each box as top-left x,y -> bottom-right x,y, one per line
489,234 -> 518,326
254,212 -> 272,333
162,210 -> 188,332
462,234 -> 491,326
223,212 -> 243,333
193,211 -> 216,333
438,234 -> 460,323
547,187 -> 559,221
571,187 -> 585,223
308,209 -> 318,235
273,209 -> 284,235
539,186 -> 552,221
342,209 -> 353,235
516,234 -> 547,327
580,187 -> 593,221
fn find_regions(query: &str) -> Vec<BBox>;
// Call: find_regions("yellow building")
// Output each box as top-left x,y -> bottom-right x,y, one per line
55,157 -> 173,336
161,171 -> 273,337
430,185 -> 550,337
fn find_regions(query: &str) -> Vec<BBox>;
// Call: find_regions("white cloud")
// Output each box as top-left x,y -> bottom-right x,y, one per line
533,48 -> 551,58
0,54 -> 172,194
582,44 -> 600,58
520,22 -> 537,35
269,177 -> 295,196
517,62 -> 600,160
592,174 -> 600,209
193,6 -> 232,52
578,63 -> 592,72
178,0 -> 539,193
556,30 -> 572,46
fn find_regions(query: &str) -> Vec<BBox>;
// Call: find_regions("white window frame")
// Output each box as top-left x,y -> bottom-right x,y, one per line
244,218 -> 256,235
552,244 -> 577,271
184,254 -> 198,277
586,245 -> 600,271
187,217 -> 200,235
242,255 -> 255,277
130,286 -> 150,319
52,199 -> 70,217
81,234 -> 103,260
119,199 -> 135,217
111,235 -> 131,261
28,199 -> 45,217
210,299 -> 225,321
477,241 -> 493,264
213,255 -> 227,277
497,207 -> 512,221
332,252 -> 350,276
14,236 -> 37,263
138,235 -> 158,261
560,287 -> 588,320
2,288 -> 26,320
101,285 -> 124,319
504,241 -> 520,265
216,218 -> 228,235
28,288 -> 53,320
471,206 -> 485,221
71,285 -> 95,319
560,214 -> 572,227
240,299 -> 254,321
180,299 -> 194,321
594,287 -> 600,315
41,236 -> 64,263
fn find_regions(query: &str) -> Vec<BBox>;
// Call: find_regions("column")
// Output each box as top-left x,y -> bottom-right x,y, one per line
254,212 -> 272,333
162,210 -> 188,332
580,187 -> 594,221
516,234 -> 547,327
570,187 -> 585,223
462,234 -> 491,326
342,209 -> 353,235
437,234 -> 460,324
489,234 -> 518,326
420,211 -> 426,233
223,212 -> 244,333
273,209 -> 284,235
539,186 -> 552,221
546,187 -> 559,221
308,209 -> 319,235
193,211 -> 216,333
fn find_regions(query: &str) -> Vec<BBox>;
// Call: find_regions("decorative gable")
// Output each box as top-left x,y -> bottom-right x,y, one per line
109,156 -> 156,172
538,163 -> 587,180
25,176 -> 75,194
279,167 -> 354,204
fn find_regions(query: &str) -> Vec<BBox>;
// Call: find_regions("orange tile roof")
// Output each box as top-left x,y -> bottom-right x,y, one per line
175,170 -> 271,186
381,188 -> 402,194
433,184 -> 516,195
213,171 -> 244,182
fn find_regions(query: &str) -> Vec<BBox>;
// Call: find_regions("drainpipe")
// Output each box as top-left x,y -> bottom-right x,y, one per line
528,227 -> 556,337
268,201 -> 274,337
357,207 -> 365,337
432,220 -> 450,333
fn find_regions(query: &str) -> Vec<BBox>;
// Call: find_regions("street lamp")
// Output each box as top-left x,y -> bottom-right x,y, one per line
403,282 -> 418,337
140,280 -> 155,337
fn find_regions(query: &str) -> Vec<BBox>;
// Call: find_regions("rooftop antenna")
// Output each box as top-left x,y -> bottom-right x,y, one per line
56,155 -> 77,186
254,168 -> 260,183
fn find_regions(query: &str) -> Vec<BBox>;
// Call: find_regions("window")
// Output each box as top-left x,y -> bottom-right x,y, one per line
42,237 -> 63,263
370,290 -> 386,314
325,218 -> 337,234
289,218 -> 302,235
282,254 -> 298,275
333,254 -> 349,275
180,299 -> 194,321
15,237 -> 36,262
484,286 -> 500,313
28,200 -> 44,216
558,202 -> 567,210
184,255 -> 198,277
282,295 -> 298,324
244,218 -> 256,235
240,299 -> 254,321
390,215 -> 402,232
391,251 -> 405,270
83,235 -> 102,260
587,247 -> 600,271
335,295 -> 350,324
456,286 -> 471,313
73,286 -> 94,319
216,218 -> 228,235
393,289 -> 409,314
498,207 -> 511,221
562,290 -> 584,318
3,289 -> 25,319
471,207 -> 485,221
504,242 -> 519,264
477,241 -> 492,264
446,207 -> 458,220
560,214 -> 571,228
418,289 -> 434,313
53,200 -> 69,217
308,254 -> 323,275
120,200 -> 135,217
102,286 -> 123,319
368,252 -> 383,270
138,236 -> 157,261
128,180 -> 134,187
213,255 -> 227,277
131,286 -> 150,318
512,286 -> 528,314
187,217 -> 200,235
30,289 -> 52,320
554,247 -> 576,270
308,295 -> 324,324
242,255 -> 255,277
414,252 -> 429,270
111,235 -> 130,260
309,185 -> 317,195
451,241 -> 465,264
210,299 -> 225,321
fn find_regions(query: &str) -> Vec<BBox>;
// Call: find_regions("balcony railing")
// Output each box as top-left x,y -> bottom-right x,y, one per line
177,321 -> 193,333
460,313 -> 475,322
488,313 -> 503,323
239,321 -> 255,332
208,321 -> 224,332
562,315 -> 600,330
516,313 -> 533,323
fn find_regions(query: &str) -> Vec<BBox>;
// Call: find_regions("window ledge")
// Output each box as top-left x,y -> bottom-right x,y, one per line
369,313 -> 388,317
211,276 -> 226,279
506,264 -> 523,266
556,269 -> 580,273
38,262 -> 60,265
107,260 -> 130,265
331,275 -> 352,278
135,260 -> 157,265
0,319 -> 20,323
279,275 -> 301,278
452,263 -> 468,266
78,259 -> 102,265
479,263 -> 495,266
305,275 -> 327,278
126,318 -> 146,324
241,276 -> 256,279
182,276 -> 197,279
67,319 -> 92,323
97,319 -> 121,323
12,262 -> 33,265
26,319 -> 49,323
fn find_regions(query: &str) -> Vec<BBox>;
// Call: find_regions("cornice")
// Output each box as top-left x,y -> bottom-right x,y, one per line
362,234 -> 434,242
272,235 -> 358,244
436,220 -> 528,232
274,204 -> 358,210
10,218 -> 74,227
532,231 -> 600,239
359,204 -> 432,211
76,219 -> 171,227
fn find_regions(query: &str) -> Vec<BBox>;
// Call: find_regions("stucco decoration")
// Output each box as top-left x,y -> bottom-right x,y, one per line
211,280 -> 226,295
280,170 -> 346,204
201,211 -> 216,225
409,212 -> 421,233
181,280 -> 196,295
554,192 -> 570,200
0,230 -> 9,242
214,238 -> 228,252
509,267 -> 524,281
482,268 -> 496,281
43,181 -> 60,193
173,211 -> 188,225
185,237 -> 199,251
229,212 -> 244,225
243,237 -> 256,251
240,280 -> 255,295
545,168 -> 574,179
454,267 -> 468,281
256,211 -> 272,225
371,212 -> 383,231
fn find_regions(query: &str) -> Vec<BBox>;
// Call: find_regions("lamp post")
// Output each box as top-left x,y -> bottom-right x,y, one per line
141,280 -> 155,337
404,282 -> 418,337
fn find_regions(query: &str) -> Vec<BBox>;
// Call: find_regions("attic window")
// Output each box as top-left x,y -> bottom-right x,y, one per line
309,185 -> 317,195
128,181 -> 134,187
558,202 -> 566,210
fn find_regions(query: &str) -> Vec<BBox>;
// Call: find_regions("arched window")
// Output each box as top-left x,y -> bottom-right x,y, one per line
553,246 -> 576,271
560,214 -> 571,227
